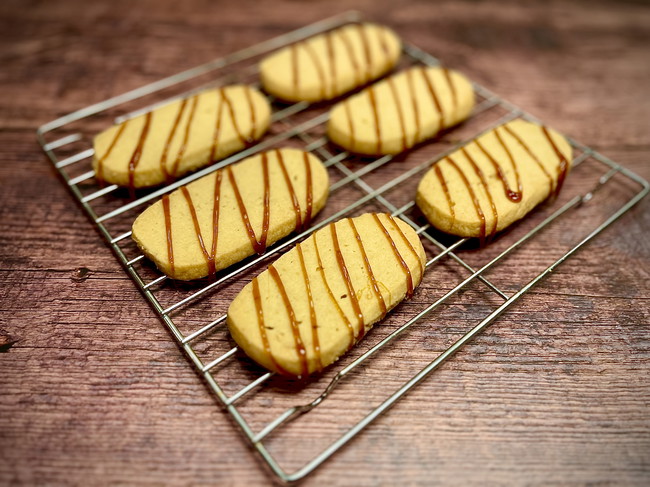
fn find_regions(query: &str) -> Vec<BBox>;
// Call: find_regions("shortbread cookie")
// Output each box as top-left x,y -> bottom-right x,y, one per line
227,213 -> 426,377
93,85 -> 271,190
132,148 -> 329,280
260,23 -> 401,102
328,66 -> 474,155
416,119 -> 572,240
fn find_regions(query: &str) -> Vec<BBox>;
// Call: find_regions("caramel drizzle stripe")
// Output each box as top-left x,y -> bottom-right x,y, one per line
325,31 -> 337,98
461,147 -> 499,240
209,170 -> 223,275
502,124 -> 554,194
348,219 -> 387,318
541,126 -> 570,197
446,156 -> 487,242
243,86 -> 257,143
252,278 -> 290,376
180,186 -> 213,273
344,102 -> 356,151
474,137 -> 523,202
96,121 -> 128,183
372,214 -> 414,300
160,98 -> 189,181
127,111 -> 153,198
222,88 -> 248,146
313,234 -> 354,347
291,43 -> 300,96
296,243 -> 322,372
169,94 -> 199,178
302,40 -> 327,100
434,164 -> 456,233
209,91 -> 226,161
419,67 -> 445,129
226,164 -> 267,255
377,26 -> 391,58
268,265 -> 309,377
406,69 -> 421,143
367,86 -> 382,154
331,222 -> 364,339
162,195 -> 175,276
338,28 -> 362,86
303,152 -> 314,229
356,24 -> 373,81
386,214 -> 425,281
387,77 -> 407,152
276,149 -> 303,231
493,128 -> 523,201
442,68 -> 457,112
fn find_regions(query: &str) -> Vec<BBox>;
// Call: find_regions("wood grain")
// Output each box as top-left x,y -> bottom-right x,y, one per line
1,0 -> 649,485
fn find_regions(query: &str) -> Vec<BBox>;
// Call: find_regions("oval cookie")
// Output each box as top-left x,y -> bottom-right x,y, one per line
227,213 -> 426,377
132,148 -> 329,280
93,85 -> 271,189
327,66 -> 474,156
260,23 -> 401,102
416,119 -> 573,240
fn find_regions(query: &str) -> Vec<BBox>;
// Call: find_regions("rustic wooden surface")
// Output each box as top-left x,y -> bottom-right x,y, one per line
1,0 -> 649,485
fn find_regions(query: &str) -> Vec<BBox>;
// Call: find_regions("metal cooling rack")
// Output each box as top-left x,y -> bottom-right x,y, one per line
37,11 -> 649,483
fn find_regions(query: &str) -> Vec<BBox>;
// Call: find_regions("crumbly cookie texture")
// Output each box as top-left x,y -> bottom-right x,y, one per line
260,23 -> 401,103
132,148 -> 329,280
327,66 -> 475,156
227,213 -> 426,377
416,119 -> 573,239
93,85 -> 271,188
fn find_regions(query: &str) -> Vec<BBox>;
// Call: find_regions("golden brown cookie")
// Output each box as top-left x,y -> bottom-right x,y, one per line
227,213 -> 426,377
416,119 -> 573,239
327,66 -> 475,155
93,85 -> 271,189
132,148 -> 329,280
260,23 -> 401,102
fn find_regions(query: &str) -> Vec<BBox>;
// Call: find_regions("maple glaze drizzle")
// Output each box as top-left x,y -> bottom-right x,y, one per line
474,137 -> 522,202
180,186 -> 214,274
386,214 -> 425,278
252,278 -> 290,376
303,152 -> 314,229
461,147 -> 499,240
377,25 -> 391,57
162,195 -> 175,276
160,99 -> 189,182
96,121 -> 128,183
209,170 -> 223,275
367,87 -> 382,154
434,164 -> 456,232
268,265 -> 309,377
301,41 -> 327,100
503,124 -> 554,194
419,67 -> 445,129
349,219 -> 387,318
324,32 -> 337,98
210,91 -> 226,161
127,112 -> 152,198
331,223 -> 364,339
372,214 -> 414,299
442,68 -> 457,112
226,158 -> 269,255
387,77 -> 408,152
338,28 -> 362,86
356,24 -> 373,81
291,43 -> 300,96
541,126 -> 570,197
406,69 -> 421,143
169,95 -> 199,179
243,86 -> 257,143
276,149 -> 303,231
446,156 -> 488,242
296,243 -> 322,372
493,128 -> 523,201
221,88 -> 248,146
313,235 -> 355,347
344,102 -> 356,151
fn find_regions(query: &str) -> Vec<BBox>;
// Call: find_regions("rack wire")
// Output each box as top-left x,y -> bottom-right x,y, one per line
37,11 -> 649,483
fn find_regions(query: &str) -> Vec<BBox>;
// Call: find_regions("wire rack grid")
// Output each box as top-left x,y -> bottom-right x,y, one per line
37,11 -> 649,483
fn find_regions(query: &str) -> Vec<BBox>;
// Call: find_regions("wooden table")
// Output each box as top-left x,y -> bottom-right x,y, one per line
2,0 -> 649,484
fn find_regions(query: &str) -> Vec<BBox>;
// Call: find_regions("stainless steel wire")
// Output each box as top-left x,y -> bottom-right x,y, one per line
37,11 -> 649,484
